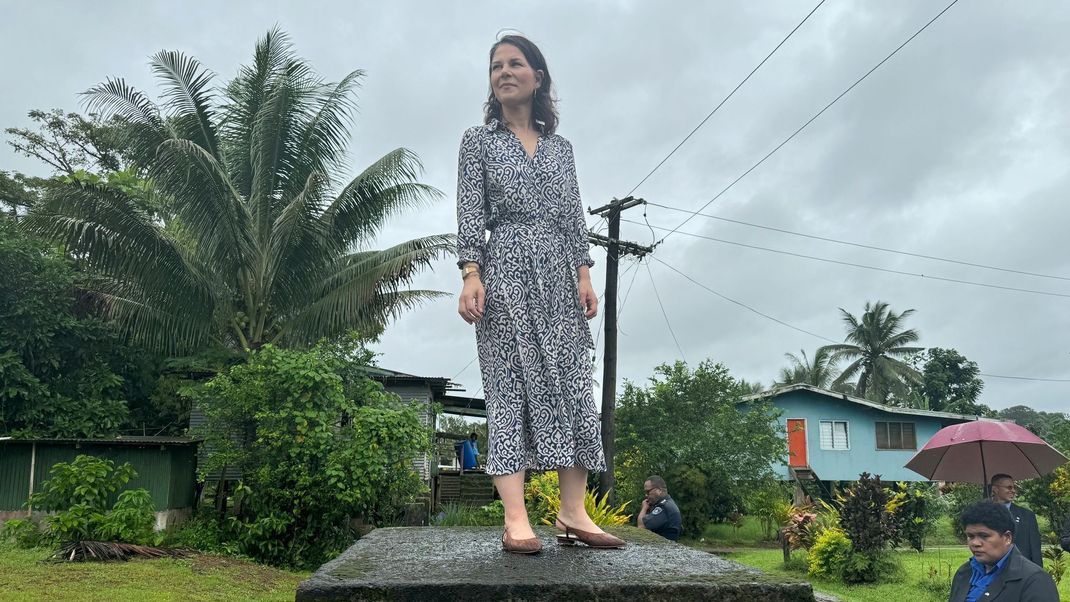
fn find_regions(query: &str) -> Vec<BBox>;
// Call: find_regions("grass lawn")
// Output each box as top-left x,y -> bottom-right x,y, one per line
0,544 -> 307,602
719,547 -> 1070,602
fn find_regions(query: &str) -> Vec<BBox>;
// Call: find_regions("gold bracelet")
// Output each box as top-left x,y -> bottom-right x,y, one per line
462,266 -> 481,280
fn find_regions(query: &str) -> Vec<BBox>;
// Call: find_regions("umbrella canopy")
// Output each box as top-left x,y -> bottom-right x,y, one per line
905,420 -> 1068,484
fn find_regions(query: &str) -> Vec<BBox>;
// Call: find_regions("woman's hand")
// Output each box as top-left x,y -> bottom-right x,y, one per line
577,268 -> 598,319
458,275 -> 485,324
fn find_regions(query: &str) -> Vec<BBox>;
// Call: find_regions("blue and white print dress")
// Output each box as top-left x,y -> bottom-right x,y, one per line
456,119 -> 606,476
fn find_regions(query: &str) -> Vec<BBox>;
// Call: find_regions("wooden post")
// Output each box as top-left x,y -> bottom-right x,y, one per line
588,197 -> 653,504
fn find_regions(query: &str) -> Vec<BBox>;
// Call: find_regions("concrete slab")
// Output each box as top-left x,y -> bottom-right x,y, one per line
296,526 -> 815,601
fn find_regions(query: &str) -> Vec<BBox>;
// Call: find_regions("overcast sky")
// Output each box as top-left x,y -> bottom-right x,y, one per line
3,1 -> 1068,413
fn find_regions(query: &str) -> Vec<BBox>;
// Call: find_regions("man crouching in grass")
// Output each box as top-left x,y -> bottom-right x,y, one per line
948,501 -> 1058,602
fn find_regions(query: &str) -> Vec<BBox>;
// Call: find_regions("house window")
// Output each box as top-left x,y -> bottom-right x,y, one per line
875,421 -> 917,450
819,420 -> 849,450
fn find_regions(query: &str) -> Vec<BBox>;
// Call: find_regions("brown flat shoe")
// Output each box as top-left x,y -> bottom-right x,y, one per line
554,519 -> 626,549
502,528 -> 542,554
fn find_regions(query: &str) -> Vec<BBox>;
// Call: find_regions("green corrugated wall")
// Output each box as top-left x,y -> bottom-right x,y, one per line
0,441 -> 197,511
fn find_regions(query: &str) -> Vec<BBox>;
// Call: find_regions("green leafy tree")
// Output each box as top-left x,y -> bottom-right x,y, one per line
5,108 -> 128,176
776,347 -> 840,389
23,29 -> 450,354
903,348 -> 988,413
827,301 -> 923,403
0,214 -> 154,437
615,360 -> 786,536
0,171 -> 43,218
190,344 -> 430,568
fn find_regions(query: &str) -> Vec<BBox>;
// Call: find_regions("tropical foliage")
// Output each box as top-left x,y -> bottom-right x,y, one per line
904,348 -> 987,413
22,29 -> 450,354
776,347 -> 840,389
0,214 -> 160,437
19,455 -> 157,546
615,360 -> 786,535
525,471 -> 631,528
826,301 -> 923,403
189,343 -> 430,569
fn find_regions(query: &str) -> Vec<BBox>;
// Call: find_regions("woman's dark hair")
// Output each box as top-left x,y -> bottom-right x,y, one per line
483,34 -> 559,135
960,501 -> 1016,537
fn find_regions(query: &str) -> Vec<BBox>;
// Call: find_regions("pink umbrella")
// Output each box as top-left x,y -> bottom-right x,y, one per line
906,420 -> 1068,484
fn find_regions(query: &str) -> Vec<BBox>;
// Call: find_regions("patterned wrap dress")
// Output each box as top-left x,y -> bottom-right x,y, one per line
456,119 -> 606,476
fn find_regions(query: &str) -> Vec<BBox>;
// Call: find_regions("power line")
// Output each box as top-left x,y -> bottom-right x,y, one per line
617,257 -> 643,320
627,219 -> 1070,300
979,373 -> 1070,383
593,258 -> 640,353
624,0 -> 827,198
646,201 -> 1070,283
651,255 -> 1070,384
646,261 -> 687,362
452,356 -> 478,381
657,0 -> 961,245
650,255 -> 836,343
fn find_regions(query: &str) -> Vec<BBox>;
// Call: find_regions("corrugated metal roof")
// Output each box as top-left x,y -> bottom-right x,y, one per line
0,436 -> 201,445
739,383 -> 995,422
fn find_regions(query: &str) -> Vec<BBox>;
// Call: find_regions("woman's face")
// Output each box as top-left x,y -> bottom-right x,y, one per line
490,43 -> 541,108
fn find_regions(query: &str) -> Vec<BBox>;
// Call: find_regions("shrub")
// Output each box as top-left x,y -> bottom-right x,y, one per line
524,471 -> 631,527
743,480 -> 793,540
839,473 -> 897,555
836,474 -> 901,584
783,506 -> 817,551
96,490 -> 156,544
664,464 -> 742,536
887,482 -> 943,552
841,549 -> 901,584
27,455 -> 156,544
191,344 -> 430,569
807,527 -> 851,579
161,514 -> 240,555
1,518 -> 46,548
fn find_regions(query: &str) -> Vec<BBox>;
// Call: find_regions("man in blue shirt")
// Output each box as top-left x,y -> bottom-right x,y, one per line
460,432 -> 479,470
948,501 -> 1057,602
636,475 -> 682,541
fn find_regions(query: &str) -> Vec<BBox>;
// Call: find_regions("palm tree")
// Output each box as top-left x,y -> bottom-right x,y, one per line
775,347 -> 839,389
24,30 -> 450,353
826,301 -> 923,403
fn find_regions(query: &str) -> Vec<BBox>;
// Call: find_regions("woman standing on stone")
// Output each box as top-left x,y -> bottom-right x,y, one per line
456,34 -> 625,554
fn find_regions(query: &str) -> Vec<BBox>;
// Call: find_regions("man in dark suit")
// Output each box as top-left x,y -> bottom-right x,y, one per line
949,501 -> 1058,602
990,473 -> 1043,567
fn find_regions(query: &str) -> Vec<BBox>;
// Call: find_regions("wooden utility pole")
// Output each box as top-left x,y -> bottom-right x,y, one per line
588,197 -> 653,502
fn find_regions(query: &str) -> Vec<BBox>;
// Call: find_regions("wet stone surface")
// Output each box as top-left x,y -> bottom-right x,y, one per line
296,526 -> 815,601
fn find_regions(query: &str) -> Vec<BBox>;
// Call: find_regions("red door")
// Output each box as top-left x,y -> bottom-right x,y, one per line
787,419 -> 808,468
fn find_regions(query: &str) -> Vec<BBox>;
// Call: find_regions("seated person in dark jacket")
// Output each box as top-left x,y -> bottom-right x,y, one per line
636,475 -> 682,541
948,501 -> 1058,602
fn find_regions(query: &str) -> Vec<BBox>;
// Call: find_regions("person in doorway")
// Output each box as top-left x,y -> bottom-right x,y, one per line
990,473 -> 1043,567
636,475 -> 682,541
455,33 -> 624,555
461,432 -> 480,470
948,501 -> 1057,602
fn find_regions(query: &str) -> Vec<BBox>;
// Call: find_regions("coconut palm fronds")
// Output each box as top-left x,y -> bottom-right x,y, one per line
50,541 -> 191,562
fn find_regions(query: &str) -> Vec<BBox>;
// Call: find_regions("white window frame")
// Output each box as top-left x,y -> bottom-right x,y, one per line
819,419 -> 851,451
